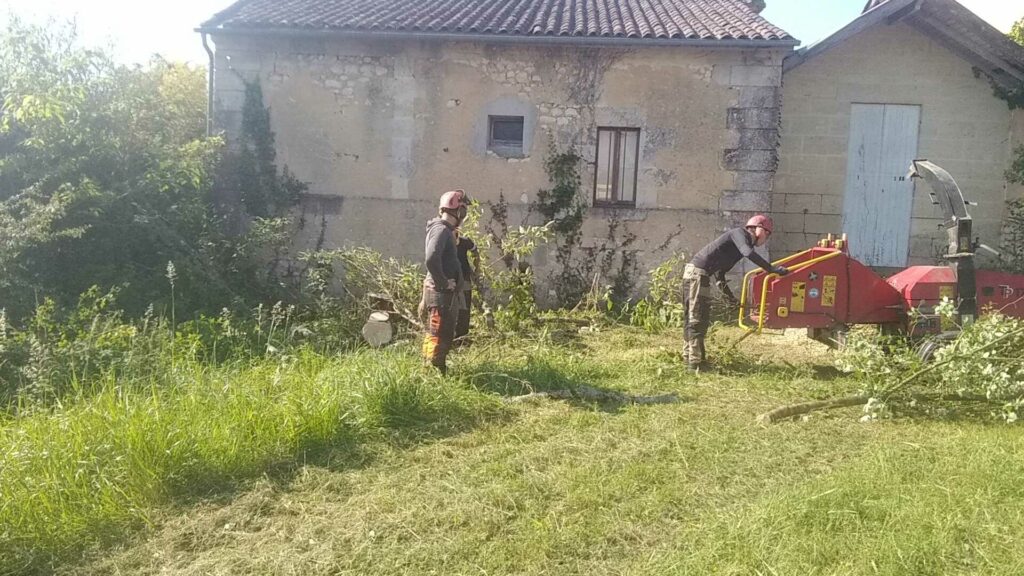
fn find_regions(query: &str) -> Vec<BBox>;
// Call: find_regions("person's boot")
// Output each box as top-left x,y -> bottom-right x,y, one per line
684,340 -> 700,371
691,337 -> 707,371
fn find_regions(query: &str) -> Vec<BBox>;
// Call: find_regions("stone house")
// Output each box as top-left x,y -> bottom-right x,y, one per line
776,0 -> 1024,268
197,0 -> 798,296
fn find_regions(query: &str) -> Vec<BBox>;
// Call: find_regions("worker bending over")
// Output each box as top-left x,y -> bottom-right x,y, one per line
684,214 -> 788,370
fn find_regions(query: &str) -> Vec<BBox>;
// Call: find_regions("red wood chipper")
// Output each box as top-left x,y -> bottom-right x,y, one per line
738,160 -> 1024,347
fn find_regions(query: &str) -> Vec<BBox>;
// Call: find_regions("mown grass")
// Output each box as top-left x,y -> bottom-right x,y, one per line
5,326 -> 1024,575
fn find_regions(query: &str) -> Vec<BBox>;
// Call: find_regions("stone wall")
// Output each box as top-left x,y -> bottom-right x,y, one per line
210,34 -> 788,292
778,22 -> 1022,266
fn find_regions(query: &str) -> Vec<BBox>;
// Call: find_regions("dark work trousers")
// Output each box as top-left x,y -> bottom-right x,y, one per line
683,264 -> 712,368
455,289 -> 473,344
422,291 -> 457,374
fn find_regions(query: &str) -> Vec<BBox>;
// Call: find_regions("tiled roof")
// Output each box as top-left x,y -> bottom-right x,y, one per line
788,0 -> 1024,87
201,0 -> 795,43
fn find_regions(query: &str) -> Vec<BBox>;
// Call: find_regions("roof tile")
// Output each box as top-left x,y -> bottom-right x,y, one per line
203,0 -> 794,42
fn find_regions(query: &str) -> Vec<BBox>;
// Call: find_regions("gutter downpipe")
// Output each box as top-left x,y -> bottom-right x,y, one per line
201,32 -> 215,136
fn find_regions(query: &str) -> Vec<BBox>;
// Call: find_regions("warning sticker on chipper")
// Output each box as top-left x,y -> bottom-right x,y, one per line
791,282 -> 806,313
822,275 -> 836,307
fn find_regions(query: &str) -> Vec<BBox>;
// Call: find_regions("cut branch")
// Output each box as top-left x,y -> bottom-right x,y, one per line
757,395 -> 868,424
757,325 -> 1024,425
879,326 -> 1024,399
757,392 -> 1006,424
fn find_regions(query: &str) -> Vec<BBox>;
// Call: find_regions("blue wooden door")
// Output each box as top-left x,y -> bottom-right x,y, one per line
842,103 -> 920,267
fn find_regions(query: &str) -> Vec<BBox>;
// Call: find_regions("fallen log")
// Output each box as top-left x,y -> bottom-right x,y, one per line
506,384 -> 679,405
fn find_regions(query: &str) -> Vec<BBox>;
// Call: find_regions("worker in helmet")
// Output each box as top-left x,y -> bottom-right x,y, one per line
683,214 -> 789,370
422,189 -> 469,375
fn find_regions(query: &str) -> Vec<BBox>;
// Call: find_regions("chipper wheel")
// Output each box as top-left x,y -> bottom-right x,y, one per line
915,331 -> 960,362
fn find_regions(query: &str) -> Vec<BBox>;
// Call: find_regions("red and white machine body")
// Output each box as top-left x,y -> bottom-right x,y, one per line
739,160 -> 1024,338
739,237 -> 1024,337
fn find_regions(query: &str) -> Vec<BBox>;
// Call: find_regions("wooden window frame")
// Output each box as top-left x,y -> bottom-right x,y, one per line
593,126 -> 640,208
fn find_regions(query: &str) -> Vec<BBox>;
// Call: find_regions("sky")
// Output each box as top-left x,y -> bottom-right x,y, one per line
0,0 -> 1021,65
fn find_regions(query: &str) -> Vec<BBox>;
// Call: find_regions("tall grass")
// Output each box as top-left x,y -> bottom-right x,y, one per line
0,346 -> 498,574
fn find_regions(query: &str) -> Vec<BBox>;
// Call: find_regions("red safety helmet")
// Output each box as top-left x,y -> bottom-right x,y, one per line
745,214 -> 774,234
439,189 -> 468,210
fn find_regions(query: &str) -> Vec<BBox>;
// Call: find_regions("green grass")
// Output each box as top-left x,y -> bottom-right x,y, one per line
0,347 -> 497,574
4,326 -> 1024,575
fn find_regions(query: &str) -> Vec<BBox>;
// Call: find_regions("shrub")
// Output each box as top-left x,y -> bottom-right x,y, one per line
628,254 -> 687,332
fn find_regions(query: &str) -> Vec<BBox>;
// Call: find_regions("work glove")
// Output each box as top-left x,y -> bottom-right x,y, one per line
771,265 -> 790,276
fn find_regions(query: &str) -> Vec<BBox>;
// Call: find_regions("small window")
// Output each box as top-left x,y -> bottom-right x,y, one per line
594,127 -> 640,207
488,115 -> 524,156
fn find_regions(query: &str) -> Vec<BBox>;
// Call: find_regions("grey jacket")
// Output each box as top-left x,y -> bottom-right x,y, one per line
424,217 -> 462,292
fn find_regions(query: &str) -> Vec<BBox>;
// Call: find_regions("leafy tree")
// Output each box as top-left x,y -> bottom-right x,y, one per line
0,19 -> 221,316
1010,16 -> 1024,46
0,19 -> 304,320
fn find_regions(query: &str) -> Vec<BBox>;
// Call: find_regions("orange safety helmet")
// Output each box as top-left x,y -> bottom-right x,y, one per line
439,189 -> 468,210
745,214 -> 774,234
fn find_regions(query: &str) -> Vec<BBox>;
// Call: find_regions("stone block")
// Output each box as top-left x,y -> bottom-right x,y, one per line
723,211 -> 758,228
719,190 -> 770,212
771,173 -> 799,192
733,171 -> 775,192
711,63 -> 733,86
776,232 -> 812,254
783,193 -> 822,214
737,129 -> 779,150
723,149 -> 778,172
771,192 -> 787,212
801,135 -> 847,156
736,86 -> 782,108
804,213 -> 841,234
775,212 -> 805,233
729,65 -> 782,87
784,80 -> 838,99
821,194 -> 843,214
727,107 -> 781,130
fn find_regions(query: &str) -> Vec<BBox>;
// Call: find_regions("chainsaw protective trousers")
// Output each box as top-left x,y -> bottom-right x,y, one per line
683,263 -> 711,368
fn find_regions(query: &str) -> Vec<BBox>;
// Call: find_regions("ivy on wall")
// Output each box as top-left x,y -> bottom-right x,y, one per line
533,142 -> 640,308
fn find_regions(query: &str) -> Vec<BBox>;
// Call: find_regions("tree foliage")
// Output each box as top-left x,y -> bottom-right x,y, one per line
0,19 -> 221,317
0,19 -> 304,321
1010,16 -> 1024,46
